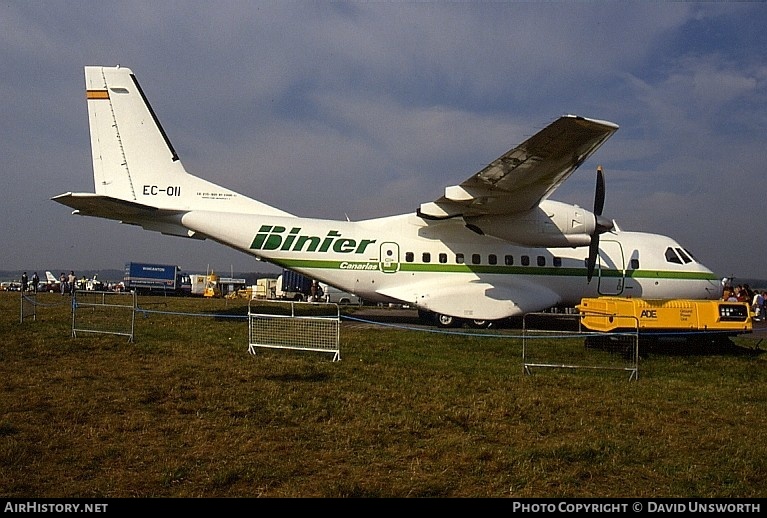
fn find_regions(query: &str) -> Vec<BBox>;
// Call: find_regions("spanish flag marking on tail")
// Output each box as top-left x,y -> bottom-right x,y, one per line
86,89 -> 109,100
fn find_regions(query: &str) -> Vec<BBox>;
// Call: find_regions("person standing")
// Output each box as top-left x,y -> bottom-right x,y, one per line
60,272 -> 67,295
752,291 -> 765,322
310,280 -> 319,302
31,272 -> 39,293
67,271 -> 76,295
21,272 -> 28,292
762,292 -> 767,323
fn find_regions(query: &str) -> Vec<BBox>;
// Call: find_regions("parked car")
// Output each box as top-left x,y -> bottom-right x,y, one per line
320,283 -> 362,305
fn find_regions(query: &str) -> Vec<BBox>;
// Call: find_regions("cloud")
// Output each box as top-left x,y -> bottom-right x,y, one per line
1,2 -> 766,279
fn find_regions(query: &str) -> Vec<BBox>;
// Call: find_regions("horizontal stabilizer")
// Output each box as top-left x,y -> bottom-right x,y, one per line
51,192 -> 202,239
53,192 -> 167,220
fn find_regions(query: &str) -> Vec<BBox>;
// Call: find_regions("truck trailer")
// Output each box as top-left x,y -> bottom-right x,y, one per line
123,262 -> 192,295
275,269 -> 313,301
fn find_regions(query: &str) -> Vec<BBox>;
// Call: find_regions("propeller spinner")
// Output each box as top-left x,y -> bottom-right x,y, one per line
587,166 -> 614,283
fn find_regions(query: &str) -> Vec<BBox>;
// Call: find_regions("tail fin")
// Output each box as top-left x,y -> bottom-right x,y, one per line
45,271 -> 58,283
81,66 -> 289,216
85,66 -> 183,200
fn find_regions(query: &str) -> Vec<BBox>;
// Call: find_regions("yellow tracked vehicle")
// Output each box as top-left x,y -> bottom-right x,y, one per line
577,297 -> 752,337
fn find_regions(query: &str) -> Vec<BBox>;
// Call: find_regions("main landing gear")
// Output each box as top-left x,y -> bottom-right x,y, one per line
418,310 -> 493,329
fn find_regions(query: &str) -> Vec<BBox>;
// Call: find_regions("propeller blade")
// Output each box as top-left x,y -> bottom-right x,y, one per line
594,165 -> 605,216
587,166 -> 606,283
587,237 -> 599,283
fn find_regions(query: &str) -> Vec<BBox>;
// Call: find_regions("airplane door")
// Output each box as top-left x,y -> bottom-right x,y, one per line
379,242 -> 400,274
597,240 -> 626,296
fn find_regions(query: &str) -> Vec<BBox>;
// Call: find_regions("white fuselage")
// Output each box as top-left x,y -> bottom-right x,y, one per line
180,211 -> 721,320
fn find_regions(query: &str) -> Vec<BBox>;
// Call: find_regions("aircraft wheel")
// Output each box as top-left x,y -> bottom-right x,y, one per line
436,313 -> 457,328
469,319 -> 492,329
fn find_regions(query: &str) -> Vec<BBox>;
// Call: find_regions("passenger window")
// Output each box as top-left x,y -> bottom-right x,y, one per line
665,247 -> 682,264
537,256 -> 545,266
405,252 -> 414,263
488,254 -> 497,265
630,258 -> 640,269
553,257 -> 562,267
456,253 -> 464,264
521,255 -> 530,266
472,254 -> 481,265
439,253 -> 447,264
505,255 -> 514,266
422,252 -> 431,263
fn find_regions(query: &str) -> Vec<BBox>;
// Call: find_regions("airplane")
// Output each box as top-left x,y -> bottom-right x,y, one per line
45,271 -> 60,285
43,271 -> 104,292
39,271 -> 62,293
53,66 -> 722,327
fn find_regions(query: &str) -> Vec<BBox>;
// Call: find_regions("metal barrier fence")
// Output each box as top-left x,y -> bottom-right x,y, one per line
72,290 -> 137,342
20,291 -> 74,323
20,291 -> 36,323
522,311 -> 639,381
248,300 -> 341,361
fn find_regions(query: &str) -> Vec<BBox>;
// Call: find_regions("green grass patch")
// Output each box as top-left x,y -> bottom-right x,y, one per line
1,292 -> 767,497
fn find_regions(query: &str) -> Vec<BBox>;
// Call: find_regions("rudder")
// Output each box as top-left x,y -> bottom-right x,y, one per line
85,66 -> 188,201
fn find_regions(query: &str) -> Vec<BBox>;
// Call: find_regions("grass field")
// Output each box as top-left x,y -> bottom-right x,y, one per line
1,291 -> 766,498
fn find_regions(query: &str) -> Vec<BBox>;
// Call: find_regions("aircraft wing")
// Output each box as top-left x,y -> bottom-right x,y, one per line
418,115 -> 618,219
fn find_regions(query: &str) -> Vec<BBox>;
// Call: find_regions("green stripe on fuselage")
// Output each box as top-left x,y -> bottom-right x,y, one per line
271,258 -> 718,281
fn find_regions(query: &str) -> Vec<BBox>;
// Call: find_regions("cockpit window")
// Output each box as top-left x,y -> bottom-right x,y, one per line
665,247 -> 682,264
675,247 -> 692,264
683,248 -> 697,262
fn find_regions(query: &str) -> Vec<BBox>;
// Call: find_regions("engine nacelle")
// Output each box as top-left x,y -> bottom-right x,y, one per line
464,200 -> 596,247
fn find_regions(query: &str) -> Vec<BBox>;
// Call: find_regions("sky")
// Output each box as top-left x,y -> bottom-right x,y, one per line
2,2 -> 766,280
